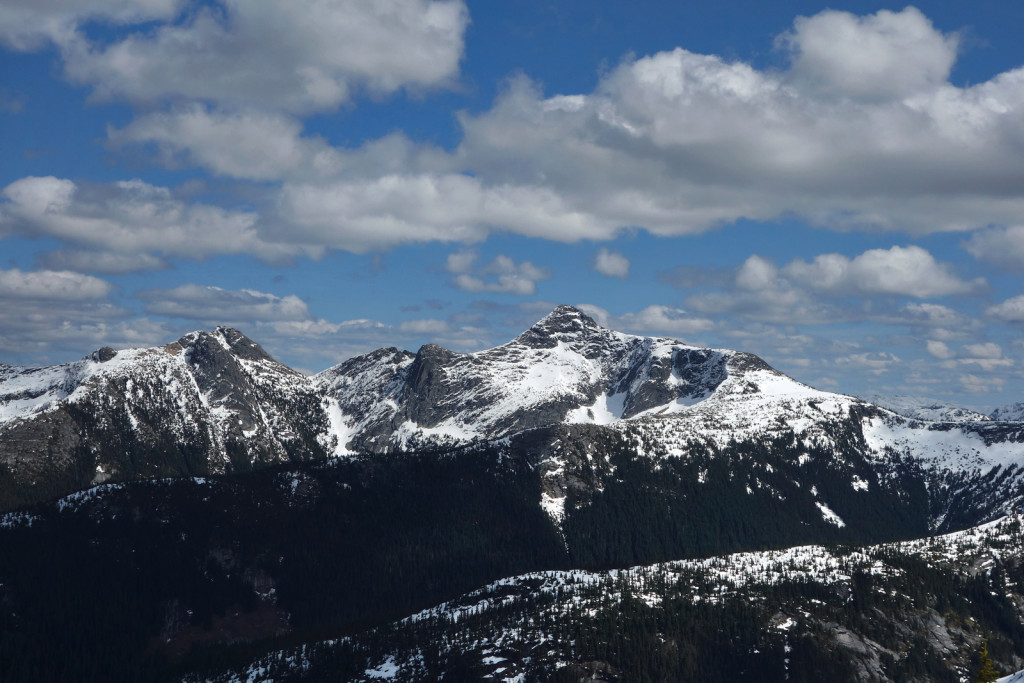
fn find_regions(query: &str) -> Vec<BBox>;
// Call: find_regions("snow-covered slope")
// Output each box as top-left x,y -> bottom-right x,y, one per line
316,305 -> 752,452
866,393 -> 992,423
195,513 -> 1024,683
992,402 -> 1024,422
0,327 -> 336,507
4,305 -> 1024,518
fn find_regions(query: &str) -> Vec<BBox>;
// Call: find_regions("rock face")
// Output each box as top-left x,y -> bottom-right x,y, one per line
992,402 -> 1024,422
315,305 -> 740,452
0,327 -> 334,509
3,306 -> 1024,518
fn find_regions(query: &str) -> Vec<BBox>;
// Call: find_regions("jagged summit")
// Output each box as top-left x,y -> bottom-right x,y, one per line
526,304 -> 600,336
173,326 -> 277,364
513,306 -> 601,350
5,307 -> 1024,514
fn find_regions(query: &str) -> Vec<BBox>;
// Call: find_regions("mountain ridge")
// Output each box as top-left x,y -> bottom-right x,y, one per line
1,305 -> 1023,517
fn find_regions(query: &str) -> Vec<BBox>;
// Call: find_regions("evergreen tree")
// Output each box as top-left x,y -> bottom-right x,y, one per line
972,640 -> 999,683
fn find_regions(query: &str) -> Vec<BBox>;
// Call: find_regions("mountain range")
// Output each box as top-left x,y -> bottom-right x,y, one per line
2,306 -> 1024,681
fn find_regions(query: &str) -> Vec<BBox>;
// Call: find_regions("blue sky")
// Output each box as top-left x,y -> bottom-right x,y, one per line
2,1 -> 1024,411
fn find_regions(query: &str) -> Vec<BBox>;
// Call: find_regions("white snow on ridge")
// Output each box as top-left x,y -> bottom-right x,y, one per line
815,501 -> 846,528
565,391 -> 627,426
862,415 -> 1024,474
320,397 -> 354,457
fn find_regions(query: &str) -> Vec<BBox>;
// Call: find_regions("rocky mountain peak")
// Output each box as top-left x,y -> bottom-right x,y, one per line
516,305 -> 603,349
89,347 -> 118,363
176,327 -> 276,366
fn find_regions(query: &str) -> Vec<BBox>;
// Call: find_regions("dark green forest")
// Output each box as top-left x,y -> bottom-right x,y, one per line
0,436 -> 1019,682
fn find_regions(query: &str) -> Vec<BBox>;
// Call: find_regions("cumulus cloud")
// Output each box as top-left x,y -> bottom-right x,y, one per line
36,249 -> 170,275
779,7 -> 958,101
683,247 -> 981,326
962,342 -> 1003,360
685,256 -> 839,325
274,175 -> 603,252
0,176 -> 306,266
926,340 -> 954,359
783,246 -> 984,298
0,267 -> 165,358
616,305 -> 715,338
449,7 -> 1024,239
960,373 -> 1005,394
445,252 -> 551,295
137,284 -> 312,325
594,248 -> 630,279
44,6 -> 1024,255
0,268 -> 113,300
26,0 -> 468,114
571,304 -> 714,340
963,226 -> 1024,269
0,0 -> 181,51
836,351 -> 900,375
901,302 -> 974,329
108,106 -> 334,181
987,295 -> 1024,322
398,318 -> 450,335
930,341 -> 1013,372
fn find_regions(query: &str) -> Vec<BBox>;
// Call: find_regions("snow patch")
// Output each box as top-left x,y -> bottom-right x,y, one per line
815,501 -> 846,528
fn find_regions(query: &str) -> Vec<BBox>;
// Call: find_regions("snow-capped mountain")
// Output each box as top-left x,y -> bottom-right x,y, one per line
865,393 -> 993,423
2,305 -> 1024,523
316,305 -> 742,452
992,402 -> 1024,422
0,327 -> 337,508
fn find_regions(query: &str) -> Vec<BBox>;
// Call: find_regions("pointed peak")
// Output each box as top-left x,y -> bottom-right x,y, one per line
514,305 -> 604,349
177,327 -> 275,363
89,347 -> 118,363
533,305 -> 601,333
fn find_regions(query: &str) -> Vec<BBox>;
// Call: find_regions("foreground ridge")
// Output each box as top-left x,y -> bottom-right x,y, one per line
195,514 -> 1024,682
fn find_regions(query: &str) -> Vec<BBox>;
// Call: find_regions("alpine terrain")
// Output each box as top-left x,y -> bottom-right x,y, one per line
2,306 -> 1024,681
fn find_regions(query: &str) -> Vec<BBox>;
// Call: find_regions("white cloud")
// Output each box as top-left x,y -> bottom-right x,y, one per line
783,246 -> 983,298
836,351 -> 900,375
448,8 -> 1024,239
444,250 -> 478,275
960,373 -> 1005,394
987,295 -> 1024,322
274,174 -> 604,252
686,255 -> 839,325
570,304 -> 714,340
450,254 -> 551,295
616,305 -> 715,338
137,285 -> 311,323
901,302 -> 973,329
37,249 -> 170,275
56,6 -> 1024,253
0,176 -> 306,265
947,342 -> 1012,372
0,267 -> 166,358
0,268 -> 113,300
779,7 -> 958,101
962,342 -> 1003,360
926,340 -> 954,359
594,248 -> 630,279
964,226 -> 1024,269
685,246 -> 981,326
398,318 -> 450,334
108,106 -> 332,181
0,0 -> 181,51
38,0 -> 469,114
